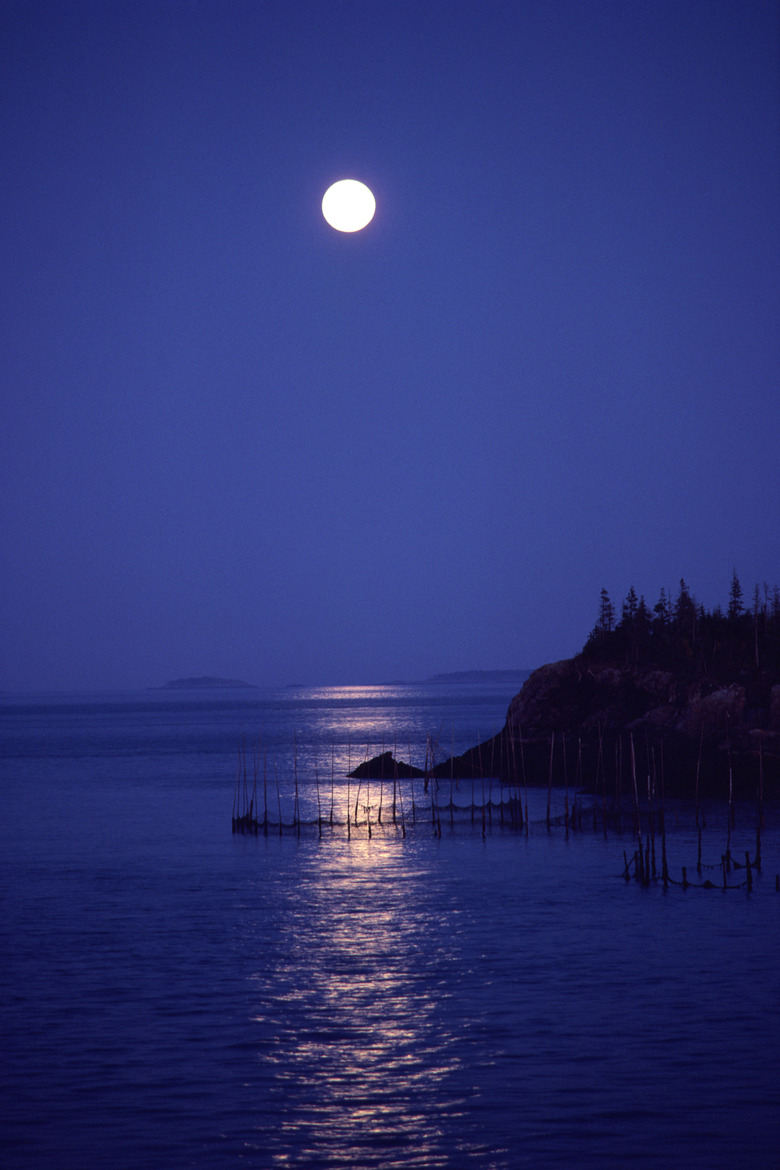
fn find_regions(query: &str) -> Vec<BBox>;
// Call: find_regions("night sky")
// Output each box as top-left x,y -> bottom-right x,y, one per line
2,1 -> 779,692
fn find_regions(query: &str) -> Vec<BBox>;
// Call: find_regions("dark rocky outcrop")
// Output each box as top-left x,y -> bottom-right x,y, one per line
428,656 -> 780,798
348,751 -> 426,780
504,658 -> 780,750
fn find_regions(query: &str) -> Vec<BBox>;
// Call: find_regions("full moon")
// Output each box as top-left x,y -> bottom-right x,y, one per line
321,179 -> 376,232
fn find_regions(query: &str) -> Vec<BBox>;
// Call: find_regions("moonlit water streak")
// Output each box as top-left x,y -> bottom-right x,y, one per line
1,683 -> 779,1168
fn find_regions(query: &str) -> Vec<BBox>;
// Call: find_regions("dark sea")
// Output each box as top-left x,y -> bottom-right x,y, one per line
2,681 -> 778,1169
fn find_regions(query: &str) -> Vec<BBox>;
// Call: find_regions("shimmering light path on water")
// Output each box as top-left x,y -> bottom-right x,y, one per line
2,686 -> 779,1168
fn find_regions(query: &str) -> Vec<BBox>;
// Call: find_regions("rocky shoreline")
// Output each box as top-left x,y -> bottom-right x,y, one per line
353,656 -> 780,799
462,656 -> 778,798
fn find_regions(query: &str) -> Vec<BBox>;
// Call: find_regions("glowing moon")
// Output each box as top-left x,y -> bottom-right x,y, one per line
321,179 -> 376,232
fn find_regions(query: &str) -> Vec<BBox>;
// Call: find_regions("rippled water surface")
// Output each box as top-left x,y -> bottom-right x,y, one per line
2,685 -> 778,1168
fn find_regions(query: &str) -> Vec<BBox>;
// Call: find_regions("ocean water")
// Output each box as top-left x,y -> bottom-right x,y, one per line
1,682 -> 778,1169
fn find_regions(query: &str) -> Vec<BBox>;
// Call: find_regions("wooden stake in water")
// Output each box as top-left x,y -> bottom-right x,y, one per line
630,734 -> 639,836
293,735 -> 300,838
347,741 -> 351,840
630,734 -> 644,880
392,735 -> 398,825
450,726 -> 455,827
353,759 -> 363,825
603,716 -> 608,828
519,728 -> 529,835
314,747 -> 322,838
695,726 -> 704,828
563,733 -> 569,839
647,737 -> 656,879
251,741 -> 258,827
263,744 -> 268,835
726,736 -> 734,858
507,724 -> 521,830
756,740 -> 763,871
427,737 -> 435,825
274,763 -> 282,837
480,750 -> 486,839
397,753 -> 406,838
242,734 -> 249,820
660,766 -> 669,890
232,748 -> 241,825
616,734 -> 623,833
330,742 -> 335,827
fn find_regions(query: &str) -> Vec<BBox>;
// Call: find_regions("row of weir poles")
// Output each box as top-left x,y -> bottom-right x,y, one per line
624,845 -> 768,891
231,725 -> 631,840
231,732 -> 532,838
619,731 -> 776,891
232,728 -> 776,891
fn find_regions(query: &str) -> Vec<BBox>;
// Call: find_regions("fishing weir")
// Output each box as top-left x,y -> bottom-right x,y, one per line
231,742 -> 533,839
231,736 -> 778,893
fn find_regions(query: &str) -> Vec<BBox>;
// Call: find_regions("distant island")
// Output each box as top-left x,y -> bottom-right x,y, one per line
425,669 -> 532,684
155,671 -> 528,691
155,676 -> 257,690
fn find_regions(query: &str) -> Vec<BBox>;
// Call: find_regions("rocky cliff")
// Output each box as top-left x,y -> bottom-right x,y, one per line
430,655 -> 779,798
506,656 -> 780,750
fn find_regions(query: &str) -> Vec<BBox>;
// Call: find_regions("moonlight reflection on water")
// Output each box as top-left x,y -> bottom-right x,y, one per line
243,835 -> 482,1167
2,687 -> 779,1168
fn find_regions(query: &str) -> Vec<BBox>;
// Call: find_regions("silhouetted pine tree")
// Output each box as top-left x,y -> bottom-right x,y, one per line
580,574 -> 780,686
728,570 -> 743,620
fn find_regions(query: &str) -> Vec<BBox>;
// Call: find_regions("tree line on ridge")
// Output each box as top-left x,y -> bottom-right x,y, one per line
583,572 -> 780,685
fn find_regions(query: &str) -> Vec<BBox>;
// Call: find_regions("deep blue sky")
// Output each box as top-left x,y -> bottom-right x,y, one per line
2,0 -> 779,691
